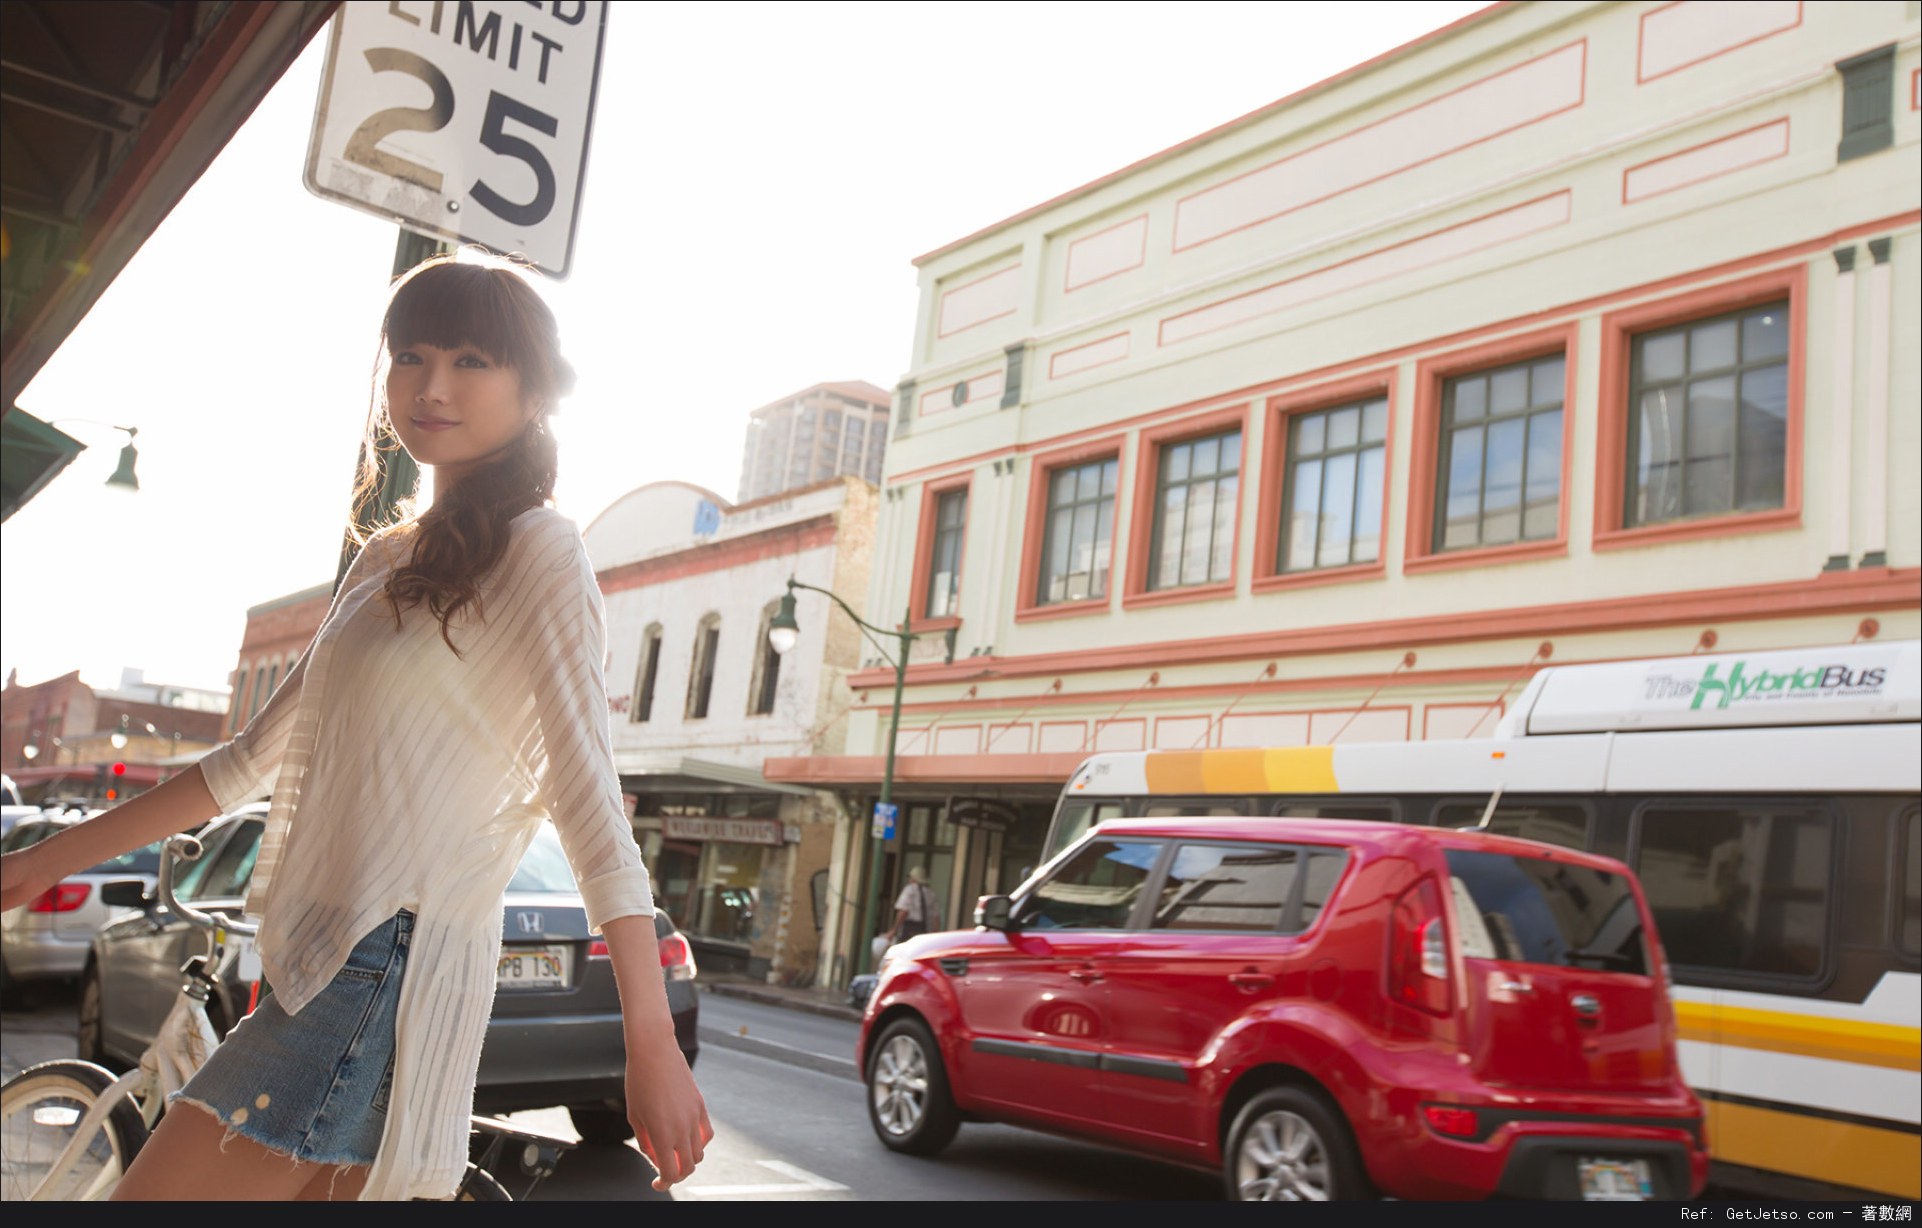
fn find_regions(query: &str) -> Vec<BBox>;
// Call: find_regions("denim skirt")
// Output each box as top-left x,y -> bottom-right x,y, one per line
173,911 -> 413,1167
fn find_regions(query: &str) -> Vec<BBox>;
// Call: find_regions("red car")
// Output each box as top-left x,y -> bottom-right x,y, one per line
857,817 -> 1708,1201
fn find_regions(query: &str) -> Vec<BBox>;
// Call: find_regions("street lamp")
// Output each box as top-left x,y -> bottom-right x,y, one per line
47,420 -> 141,492
110,715 -> 130,751
768,577 -> 956,978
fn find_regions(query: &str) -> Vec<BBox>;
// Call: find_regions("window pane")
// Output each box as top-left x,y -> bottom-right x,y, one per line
1353,446 -> 1384,563
1531,357 -> 1566,406
1634,388 -> 1684,525
1298,852 -> 1346,930
1742,308 -> 1789,361
1191,435 -> 1218,476
1642,332 -> 1686,381
1184,479 -> 1217,582
1288,459 -> 1322,571
1328,406 -> 1360,450
1443,424 -> 1483,549
1453,378 -> 1486,422
1158,484 -> 1188,589
1100,460 -> 1118,497
1636,806 -> 1831,978
1209,474 -> 1237,580
1446,849 -> 1646,974
1489,366 -> 1528,415
1690,319 -> 1738,371
1437,802 -> 1587,850
1166,442 -> 1192,484
1736,366 -> 1788,510
1219,431 -> 1241,473
1360,399 -> 1388,444
1684,375 -> 1735,516
1318,452 -> 1356,568
1020,839 -> 1159,930
1152,844 -> 1298,932
1482,416 -> 1526,545
1523,409 -> 1562,540
1296,412 -> 1326,455
1092,500 -> 1114,595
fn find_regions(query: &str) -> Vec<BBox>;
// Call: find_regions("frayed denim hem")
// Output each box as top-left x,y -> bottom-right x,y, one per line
167,1093 -> 377,1175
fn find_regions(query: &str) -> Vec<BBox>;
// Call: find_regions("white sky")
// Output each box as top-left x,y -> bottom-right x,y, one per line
1,1 -> 1484,697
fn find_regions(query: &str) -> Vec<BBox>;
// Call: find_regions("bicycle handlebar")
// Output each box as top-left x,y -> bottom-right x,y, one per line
159,814 -> 259,939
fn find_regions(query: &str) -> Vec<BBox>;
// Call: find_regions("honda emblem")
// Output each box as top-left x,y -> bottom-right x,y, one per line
516,911 -> 543,935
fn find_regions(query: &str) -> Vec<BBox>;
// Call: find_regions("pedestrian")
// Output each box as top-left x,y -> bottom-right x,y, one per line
0,252 -> 711,1201
889,865 -> 941,941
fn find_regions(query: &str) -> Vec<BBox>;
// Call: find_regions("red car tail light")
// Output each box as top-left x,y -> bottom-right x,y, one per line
659,932 -> 697,982
1388,879 -> 1450,1016
1421,1105 -> 1479,1137
28,883 -> 90,913
587,939 -> 610,959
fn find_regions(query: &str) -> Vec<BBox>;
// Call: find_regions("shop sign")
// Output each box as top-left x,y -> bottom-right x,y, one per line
661,816 -> 784,846
949,796 -> 1020,832
872,802 -> 897,840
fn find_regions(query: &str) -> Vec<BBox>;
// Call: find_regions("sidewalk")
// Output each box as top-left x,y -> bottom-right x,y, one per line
696,971 -> 865,1023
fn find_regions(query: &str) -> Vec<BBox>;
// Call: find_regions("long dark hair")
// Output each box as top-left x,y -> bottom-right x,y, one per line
348,253 -> 576,652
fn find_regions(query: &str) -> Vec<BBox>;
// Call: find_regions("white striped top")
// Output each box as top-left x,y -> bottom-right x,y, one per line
199,507 -> 653,1200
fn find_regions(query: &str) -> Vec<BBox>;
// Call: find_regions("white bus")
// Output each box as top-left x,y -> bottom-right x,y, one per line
1044,641 -> 1920,1200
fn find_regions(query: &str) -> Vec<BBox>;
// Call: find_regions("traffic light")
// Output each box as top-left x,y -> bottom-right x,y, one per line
107,761 -> 125,801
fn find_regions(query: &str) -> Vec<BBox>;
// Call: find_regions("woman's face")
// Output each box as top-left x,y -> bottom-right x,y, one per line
385,342 -> 539,485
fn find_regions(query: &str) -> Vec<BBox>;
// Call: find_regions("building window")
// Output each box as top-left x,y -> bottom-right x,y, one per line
230,668 -> 249,734
1149,429 -> 1240,590
1281,398 -> 1387,572
925,488 -> 968,618
1626,301 -> 1788,528
1038,457 -> 1118,605
1436,355 -> 1565,551
631,624 -> 663,723
685,615 -> 720,720
747,603 -> 782,717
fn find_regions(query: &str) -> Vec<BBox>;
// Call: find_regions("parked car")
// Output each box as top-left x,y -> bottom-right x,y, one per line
1,812 -> 163,994
84,813 -> 698,1143
858,817 -> 1708,1202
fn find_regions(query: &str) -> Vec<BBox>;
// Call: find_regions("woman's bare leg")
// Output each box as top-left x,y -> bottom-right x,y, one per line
112,1101 -> 355,1201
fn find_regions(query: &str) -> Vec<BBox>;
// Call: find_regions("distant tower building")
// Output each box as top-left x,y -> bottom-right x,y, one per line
737,381 -> 891,503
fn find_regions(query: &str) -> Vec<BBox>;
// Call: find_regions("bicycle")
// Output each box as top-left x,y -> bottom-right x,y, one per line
0,816 -> 574,1200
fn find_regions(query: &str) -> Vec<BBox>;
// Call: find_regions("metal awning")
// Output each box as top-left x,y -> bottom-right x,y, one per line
0,408 -> 82,521
613,754 -> 818,797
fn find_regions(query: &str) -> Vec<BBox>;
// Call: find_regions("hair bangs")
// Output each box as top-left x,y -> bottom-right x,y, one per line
383,261 -> 548,382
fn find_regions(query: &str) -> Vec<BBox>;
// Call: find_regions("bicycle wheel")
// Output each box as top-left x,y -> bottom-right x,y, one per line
455,1163 -> 511,1201
0,1060 -> 148,1201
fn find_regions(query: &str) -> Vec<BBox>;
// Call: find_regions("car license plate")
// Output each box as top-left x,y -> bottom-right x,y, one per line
1578,1156 -> 1652,1201
497,944 -> 571,991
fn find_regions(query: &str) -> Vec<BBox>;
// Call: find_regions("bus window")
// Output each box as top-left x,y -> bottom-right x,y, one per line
1271,798 -> 1397,823
1435,800 -> 1589,851
1633,802 -> 1834,981
1049,801 -> 1123,857
1140,797 -> 1253,818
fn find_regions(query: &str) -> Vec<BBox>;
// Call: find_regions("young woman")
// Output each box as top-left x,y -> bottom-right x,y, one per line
0,254 -> 711,1200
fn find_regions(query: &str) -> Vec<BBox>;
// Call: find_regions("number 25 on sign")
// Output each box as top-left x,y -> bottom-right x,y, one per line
304,1 -> 609,277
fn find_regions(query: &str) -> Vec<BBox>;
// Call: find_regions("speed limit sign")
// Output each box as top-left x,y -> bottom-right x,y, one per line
304,1 -> 608,277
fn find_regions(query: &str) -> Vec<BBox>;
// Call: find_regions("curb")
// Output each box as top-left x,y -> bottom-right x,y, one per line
698,980 -> 864,1024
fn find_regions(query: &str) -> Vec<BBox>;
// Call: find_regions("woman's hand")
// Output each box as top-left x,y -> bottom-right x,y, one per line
623,1027 -> 712,1190
599,912 -> 713,1190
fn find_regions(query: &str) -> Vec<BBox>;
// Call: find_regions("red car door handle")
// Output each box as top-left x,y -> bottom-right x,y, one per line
1229,972 -> 1275,991
1070,967 -> 1102,984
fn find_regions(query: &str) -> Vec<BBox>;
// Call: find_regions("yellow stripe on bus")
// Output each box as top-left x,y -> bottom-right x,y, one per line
1673,1002 -> 1922,1072
1142,747 -> 1340,796
1707,1098 -> 1920,1199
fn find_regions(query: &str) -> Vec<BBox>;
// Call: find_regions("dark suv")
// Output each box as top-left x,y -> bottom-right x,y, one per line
858,817 -> 1707,1201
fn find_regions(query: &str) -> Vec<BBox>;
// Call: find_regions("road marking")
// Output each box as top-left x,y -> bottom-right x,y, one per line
677,1158 -> 850,1198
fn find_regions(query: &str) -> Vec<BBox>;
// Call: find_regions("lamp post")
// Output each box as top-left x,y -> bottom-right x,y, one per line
768,577 -> 955,979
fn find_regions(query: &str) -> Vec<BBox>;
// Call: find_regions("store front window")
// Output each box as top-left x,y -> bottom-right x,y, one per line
635,791 -> 782,950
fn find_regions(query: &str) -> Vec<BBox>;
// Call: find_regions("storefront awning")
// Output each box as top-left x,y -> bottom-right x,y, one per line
614,754 -> 817,796
763,752 -> 1089,788
0,408 -> 84,521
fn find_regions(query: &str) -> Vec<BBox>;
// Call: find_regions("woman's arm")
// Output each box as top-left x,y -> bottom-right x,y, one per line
599,913 -> 712,1190
0,764 -> 221,911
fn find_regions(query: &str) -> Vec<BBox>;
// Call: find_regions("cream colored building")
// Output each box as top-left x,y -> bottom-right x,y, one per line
585,476 -> 876,986
768,2 -> 1920,948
